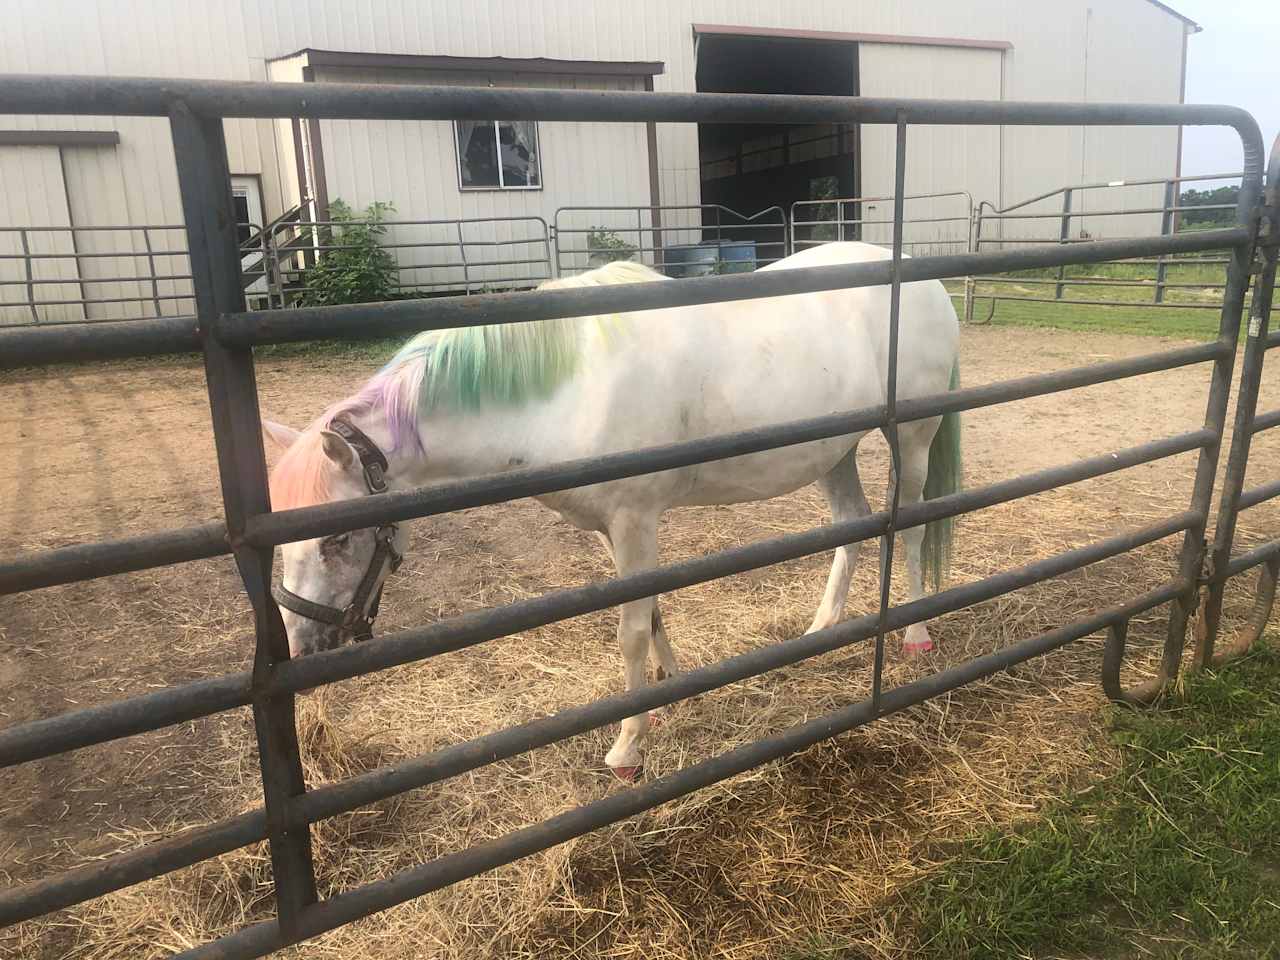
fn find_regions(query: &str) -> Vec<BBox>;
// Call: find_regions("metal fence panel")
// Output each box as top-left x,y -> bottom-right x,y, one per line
0,73 -> 1273,959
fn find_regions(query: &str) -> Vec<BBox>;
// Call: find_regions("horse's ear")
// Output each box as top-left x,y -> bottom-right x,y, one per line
262,420 -> 302,453
319,430 -> 356,469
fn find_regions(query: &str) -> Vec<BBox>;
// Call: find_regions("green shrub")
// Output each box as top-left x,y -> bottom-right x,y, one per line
586,227 -> 637,264
302,200 -> 398,306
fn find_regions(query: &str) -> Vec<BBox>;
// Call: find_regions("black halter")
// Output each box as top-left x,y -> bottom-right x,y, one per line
272,419 -> 403,643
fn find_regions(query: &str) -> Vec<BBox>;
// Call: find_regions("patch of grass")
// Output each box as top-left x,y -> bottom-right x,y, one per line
897,642 -> 1280,960
255,335 -> 401,365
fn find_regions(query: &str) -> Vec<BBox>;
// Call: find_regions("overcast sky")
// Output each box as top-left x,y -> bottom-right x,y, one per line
1175,0 -> 1280,179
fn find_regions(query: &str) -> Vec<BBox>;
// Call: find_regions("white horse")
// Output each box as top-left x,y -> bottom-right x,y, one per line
263,241 -> 962,780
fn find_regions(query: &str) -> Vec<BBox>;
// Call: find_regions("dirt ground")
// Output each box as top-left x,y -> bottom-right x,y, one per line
1,323 -> 1278,959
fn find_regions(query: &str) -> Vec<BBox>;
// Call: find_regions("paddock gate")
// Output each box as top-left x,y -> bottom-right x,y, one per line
0,76 -> 1276,959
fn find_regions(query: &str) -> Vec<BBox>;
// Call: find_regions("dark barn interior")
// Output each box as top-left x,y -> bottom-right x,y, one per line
695,33 -> 860,258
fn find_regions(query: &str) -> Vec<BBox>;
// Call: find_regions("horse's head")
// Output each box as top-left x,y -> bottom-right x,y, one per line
263,419 -> 408,657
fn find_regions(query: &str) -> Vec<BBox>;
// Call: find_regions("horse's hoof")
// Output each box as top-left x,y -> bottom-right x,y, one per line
610,764 -> 642,783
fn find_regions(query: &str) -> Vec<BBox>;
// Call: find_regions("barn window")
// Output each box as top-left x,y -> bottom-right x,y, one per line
455,120 -> 541,190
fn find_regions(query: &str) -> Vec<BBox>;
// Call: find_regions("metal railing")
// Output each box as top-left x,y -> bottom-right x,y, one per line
790,189 -> 975,257
0,223 -> 199,323
553,203 -> 788,276
265,214 -> 554,306
967,171 -> 1247,321
0,73 -> 1274,960
1190,136 -> 1280,679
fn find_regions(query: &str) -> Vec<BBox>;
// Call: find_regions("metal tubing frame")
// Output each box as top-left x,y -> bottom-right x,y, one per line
0,73 -> 1270,954
168,103 -> 317,929
1197,133 -> 1280,667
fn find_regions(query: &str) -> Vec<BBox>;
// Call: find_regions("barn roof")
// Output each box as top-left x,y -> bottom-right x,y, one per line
1145,1 -> 1203,32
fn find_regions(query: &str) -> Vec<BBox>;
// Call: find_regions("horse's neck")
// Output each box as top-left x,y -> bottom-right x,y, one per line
356,400 -> 564,490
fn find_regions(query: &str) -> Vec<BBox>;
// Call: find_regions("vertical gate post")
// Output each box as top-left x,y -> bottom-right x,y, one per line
169,102 -> 318,931
872,113 -> 909,710
1155,179 -> 1176,304
1199,135 -> 1280,663
1158,157 -> 1268,692
19,228 -> 38,324
1054,188 -> 1073,300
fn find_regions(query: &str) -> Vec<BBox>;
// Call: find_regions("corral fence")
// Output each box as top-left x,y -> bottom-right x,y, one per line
0,75 -> 1276,960
790,189 -> 975,258
966,170 -> 1246,322
262,213 -> 556,305
552,202 -> 788,277
5,179 -> 1258,326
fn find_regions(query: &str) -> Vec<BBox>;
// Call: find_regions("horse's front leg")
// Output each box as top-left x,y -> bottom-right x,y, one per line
601,511 -> 659,781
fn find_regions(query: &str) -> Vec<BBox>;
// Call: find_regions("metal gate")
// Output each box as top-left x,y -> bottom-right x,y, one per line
0,76 -> 1275,960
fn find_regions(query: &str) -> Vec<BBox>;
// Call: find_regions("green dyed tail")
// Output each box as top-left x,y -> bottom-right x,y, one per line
921,360 -> 963,592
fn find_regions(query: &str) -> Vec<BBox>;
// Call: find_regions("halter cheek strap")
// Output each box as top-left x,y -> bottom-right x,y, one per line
271,418 -> 402,643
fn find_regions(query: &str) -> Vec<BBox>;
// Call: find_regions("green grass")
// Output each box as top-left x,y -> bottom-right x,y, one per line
255,336 -> 401,365
935,243 -> 1251,339
881,643 -> 1280,960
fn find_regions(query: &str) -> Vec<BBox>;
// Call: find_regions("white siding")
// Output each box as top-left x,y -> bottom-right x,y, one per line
857,45 -> 1003,253
0,146 -> 84,323
0,0 -> 1193,315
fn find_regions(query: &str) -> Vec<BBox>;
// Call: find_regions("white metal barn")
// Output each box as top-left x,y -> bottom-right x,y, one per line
0,0 -> 1199,323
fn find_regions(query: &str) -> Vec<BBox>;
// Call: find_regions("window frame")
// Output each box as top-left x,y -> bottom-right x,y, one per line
453,119 -> 543,192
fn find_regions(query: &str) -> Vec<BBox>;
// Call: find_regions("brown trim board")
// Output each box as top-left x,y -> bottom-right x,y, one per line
272,49 -> 664,77
300,66 -> 330,221
0,130 -> 120,147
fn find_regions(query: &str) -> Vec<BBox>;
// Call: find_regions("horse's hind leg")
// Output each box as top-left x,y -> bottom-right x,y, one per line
892,419 -> 941,654
600,512 -> 660,780
806,448 -> 871,634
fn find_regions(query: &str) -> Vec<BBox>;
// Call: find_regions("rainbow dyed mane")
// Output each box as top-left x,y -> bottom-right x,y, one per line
269,259 -> 664,509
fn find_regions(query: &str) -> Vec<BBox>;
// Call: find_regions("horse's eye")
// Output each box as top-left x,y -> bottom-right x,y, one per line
319,532 -> 351,558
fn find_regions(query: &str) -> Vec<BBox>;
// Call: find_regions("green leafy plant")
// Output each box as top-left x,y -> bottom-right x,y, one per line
586,227 -> 637,263
301,200 -> 399,306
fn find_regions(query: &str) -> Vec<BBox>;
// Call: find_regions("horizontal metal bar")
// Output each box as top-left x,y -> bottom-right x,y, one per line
971,276 -> 1227,290
0,293 -> 193,307
1251,409 -> 1280,434
0,522 -> 229,595
982,172 -> 1243,214
0,314 -> 200,368
1226,540 -> 1280,577
216,229 -> 1248,348
176,575 -> 1188,960
271,436 -> 1208,696
0,77 -> 1262,135
0,223 -> 186,233
0,810 -> 268,927
246,333 -> 1218,550
897,341 -> 1225,421
0,249 -> 188,260
1267,330 -> 1280,349
0,671 -> 253,769
983,203 -> 1236,220
976,236 -> 1235,247
975,294 -> 1223,310
246,404 -> 889,547
1237,478 -> 1280,511
0,273 -> 193,286
290,508 -> 1196,825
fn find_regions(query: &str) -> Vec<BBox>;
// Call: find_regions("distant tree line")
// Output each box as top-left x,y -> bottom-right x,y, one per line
1178,185 -> 1239,228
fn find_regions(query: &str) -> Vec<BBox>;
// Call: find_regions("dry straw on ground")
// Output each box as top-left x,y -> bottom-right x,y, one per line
8,476 -> 1268,960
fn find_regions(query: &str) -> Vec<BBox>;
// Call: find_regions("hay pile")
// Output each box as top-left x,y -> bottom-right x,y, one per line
5,421 -> 1272,959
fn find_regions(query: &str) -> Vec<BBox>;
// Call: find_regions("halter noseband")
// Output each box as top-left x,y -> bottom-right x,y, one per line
272,418 -> 403,644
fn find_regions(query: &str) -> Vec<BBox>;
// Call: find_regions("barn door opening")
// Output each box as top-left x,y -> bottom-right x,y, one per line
231,175 -> 268,299
695,32 -> 859,249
